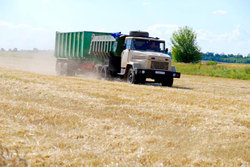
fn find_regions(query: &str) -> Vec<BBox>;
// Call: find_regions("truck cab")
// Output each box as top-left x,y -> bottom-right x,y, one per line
120,32 -> 180,86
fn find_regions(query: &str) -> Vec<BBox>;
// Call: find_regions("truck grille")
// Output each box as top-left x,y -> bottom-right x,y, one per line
151,61 -> 168,70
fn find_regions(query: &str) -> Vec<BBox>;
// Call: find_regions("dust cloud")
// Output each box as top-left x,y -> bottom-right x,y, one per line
0,51 -> 101,79
0,51 -> 56,75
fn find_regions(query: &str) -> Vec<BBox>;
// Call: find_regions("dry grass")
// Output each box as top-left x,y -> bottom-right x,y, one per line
0,67 -> 249,166
218,63 -> 250,68
0,144 -> 27,167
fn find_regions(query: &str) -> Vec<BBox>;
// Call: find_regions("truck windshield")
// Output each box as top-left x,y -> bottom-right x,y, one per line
132,39 -> 165,53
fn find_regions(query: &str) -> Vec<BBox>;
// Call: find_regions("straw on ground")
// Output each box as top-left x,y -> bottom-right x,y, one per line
0,67 -> 249,166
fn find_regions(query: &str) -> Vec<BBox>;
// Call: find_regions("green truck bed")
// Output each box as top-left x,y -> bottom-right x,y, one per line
54,31 -> 111,61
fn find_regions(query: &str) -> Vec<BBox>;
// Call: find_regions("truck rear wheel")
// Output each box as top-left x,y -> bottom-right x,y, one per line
61,62 -> 68,76
161,77 -> 173,87
56,61 -> 62,75
127,68 -> 139,84
100,66 -> 111,80
63,62 -> 75,76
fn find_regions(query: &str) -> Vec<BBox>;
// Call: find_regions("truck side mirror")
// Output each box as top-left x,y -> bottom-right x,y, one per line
165,48 -> 168,54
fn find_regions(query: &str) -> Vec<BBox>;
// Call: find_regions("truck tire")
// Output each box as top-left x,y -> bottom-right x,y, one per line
67,69 -> 75,76
66,65 -> 75,76
61,62 -> 68,76
129,31 -> 149,38
56,61 -> 62,75
100,66 -> 110,80
127,68 -> 139,84
62,62 -> 75,76
93,65 -> 99,74
161,77 -> 173,87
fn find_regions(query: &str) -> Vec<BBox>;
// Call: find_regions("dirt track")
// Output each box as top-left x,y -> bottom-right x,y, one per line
0,63 -> 249,166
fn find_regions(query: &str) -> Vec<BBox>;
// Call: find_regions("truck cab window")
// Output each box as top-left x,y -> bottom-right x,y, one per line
132,39 -> 165,53
160,43 -> 165,53
132,40 -> 147,51
126,39 -> 131,49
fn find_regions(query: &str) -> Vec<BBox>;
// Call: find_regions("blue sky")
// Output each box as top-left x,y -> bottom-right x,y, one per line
0,0 -> 249,55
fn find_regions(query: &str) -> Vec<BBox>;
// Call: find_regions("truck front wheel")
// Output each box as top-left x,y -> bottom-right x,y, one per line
161,77 -> 173,87
127,68 -> 139,84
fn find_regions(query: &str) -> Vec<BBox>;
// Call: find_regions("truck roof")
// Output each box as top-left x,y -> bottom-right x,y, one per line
126,36 -> 165,42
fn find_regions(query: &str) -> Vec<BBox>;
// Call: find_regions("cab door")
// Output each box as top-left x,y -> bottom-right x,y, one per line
121,39 -> 132,68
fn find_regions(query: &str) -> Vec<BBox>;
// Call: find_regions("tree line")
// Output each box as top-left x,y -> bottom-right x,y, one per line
201,52 -> 250,64
168,52 -> 250,64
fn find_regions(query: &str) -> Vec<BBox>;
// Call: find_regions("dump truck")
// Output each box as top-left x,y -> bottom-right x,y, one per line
54,31 -> 180,86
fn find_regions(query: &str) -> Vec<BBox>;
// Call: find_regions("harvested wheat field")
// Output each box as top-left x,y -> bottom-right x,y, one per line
0,67 -> 249,166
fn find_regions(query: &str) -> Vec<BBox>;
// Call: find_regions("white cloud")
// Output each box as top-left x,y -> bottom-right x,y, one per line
146,24 -> 179,48
143,1 -> 151,6
212,10 -> 228,15
197,25 -> 240,42
146,24 -> 178,36
197,25 -> 250,55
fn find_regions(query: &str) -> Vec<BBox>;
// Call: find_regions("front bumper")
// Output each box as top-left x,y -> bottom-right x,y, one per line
135,69 -> 181,79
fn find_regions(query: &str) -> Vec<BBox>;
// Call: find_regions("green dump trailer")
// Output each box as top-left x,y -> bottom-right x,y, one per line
55,31 -> 113,75
54,31 -> 180,86
54,31 -> 112,60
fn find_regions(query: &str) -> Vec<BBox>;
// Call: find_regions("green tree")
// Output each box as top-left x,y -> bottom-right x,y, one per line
171,26 -> 201,63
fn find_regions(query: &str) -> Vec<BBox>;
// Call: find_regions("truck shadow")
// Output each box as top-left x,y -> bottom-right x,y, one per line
171,86 -> 193,90
144,82 -> 193,90
83,77 -> 193,90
